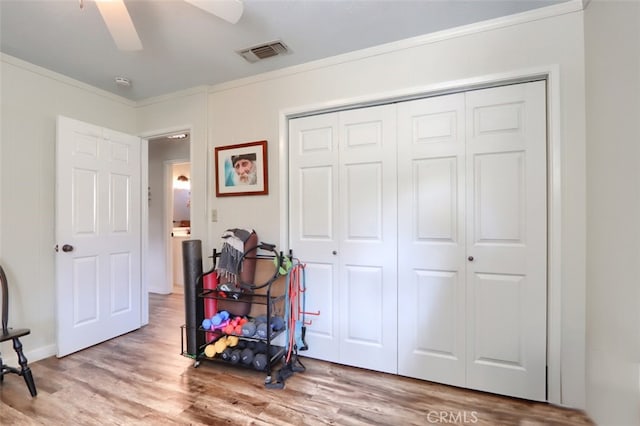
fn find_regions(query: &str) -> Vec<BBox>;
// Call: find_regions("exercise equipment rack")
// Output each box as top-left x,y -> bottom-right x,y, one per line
180,242 -> 307,389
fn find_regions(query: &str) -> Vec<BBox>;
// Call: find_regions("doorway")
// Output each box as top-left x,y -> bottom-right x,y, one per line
147,132 -> 190,295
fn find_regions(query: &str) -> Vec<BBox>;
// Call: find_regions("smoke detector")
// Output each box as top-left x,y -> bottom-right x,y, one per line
237,40 -> 290,63
115,76 -> 131,87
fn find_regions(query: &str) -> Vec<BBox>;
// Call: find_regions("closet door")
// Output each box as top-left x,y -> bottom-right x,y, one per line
397,93 -> 467,386
289,104 -> 398,373
465,81 -> 547,401
397,81 -> 547,401
289,113 -> 340,362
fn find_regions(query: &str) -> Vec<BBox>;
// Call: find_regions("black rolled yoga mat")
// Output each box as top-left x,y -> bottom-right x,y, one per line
182,239 -> 205,356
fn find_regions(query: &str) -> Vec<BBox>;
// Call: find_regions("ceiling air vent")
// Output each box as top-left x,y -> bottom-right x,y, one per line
237,40 -> 290,63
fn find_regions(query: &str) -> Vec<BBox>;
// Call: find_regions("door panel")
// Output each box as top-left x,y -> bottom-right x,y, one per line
344,162 -> 382,240
110,252 -> 133,313
414,270 -> 459,356
111,174 -> 131,232
73,256 -> 99,325
73,169 -> 98,234
56,116 -> 141,357
289,114 -> 340,362
465,81 -> 547,401
415,157 -> 458,241
299,166 -> 333,239
474,152 -> 525,243
345,265 -> 383,344
397,93 -> 466,385
472,273 -> 526,366
338,105 -> 397,374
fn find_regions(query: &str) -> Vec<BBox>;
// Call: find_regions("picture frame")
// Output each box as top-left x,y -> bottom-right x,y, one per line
214,140 -> 268,197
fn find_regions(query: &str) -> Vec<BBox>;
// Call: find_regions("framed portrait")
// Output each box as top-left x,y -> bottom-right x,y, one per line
214,140 -> 268,197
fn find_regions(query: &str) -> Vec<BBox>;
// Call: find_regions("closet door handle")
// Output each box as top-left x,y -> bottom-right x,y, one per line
332,250 -> 337,255
468,256 -> 474,261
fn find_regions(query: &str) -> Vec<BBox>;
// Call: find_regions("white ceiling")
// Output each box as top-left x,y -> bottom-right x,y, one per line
0,0 -> 567,101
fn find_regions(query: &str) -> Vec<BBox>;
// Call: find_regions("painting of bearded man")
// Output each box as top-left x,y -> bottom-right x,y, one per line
215,140 -> 268,197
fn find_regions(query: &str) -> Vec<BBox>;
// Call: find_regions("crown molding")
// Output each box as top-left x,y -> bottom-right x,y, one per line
135,85 -> 209,108
1,53 -> 136,107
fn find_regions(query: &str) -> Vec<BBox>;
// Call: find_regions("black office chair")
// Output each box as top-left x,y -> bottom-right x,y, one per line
0,265 -> 37,396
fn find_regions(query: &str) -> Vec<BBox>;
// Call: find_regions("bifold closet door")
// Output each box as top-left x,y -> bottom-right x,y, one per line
289,105 -> 398,374
397,81 -> 547,401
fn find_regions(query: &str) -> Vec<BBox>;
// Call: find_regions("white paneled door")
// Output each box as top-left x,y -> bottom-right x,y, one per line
464,82 -> 547,400
289,104 -> 398,373
289,113 -> 340,362
337,106 -> 398,373
396,92 -> 467,387
55,116 -> 142,357
397,81 -> 547,401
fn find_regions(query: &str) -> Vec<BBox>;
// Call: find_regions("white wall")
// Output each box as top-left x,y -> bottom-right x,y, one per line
205,6 -> 587,408
585,1 -> 640,425
0,54 -> 137,360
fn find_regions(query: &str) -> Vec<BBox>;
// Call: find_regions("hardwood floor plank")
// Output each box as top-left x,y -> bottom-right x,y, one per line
1,293 -> 594,425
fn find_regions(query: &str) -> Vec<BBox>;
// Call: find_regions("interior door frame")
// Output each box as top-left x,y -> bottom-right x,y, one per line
141,137 -> 149,325
278,65 -> 564,405
139,125 -> 193,325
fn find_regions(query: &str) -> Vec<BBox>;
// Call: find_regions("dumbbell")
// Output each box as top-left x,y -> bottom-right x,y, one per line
211,310 -> 230,326
230,349 -> 242,364
241,321 -> 256,337
256,322 -> 275,339
204,344 -> 216,358
240,348 -> 254,365
226,335 -> 239,347
221,347 -> 233,361
271,316 -> 285,331
252,353 -> 268,371
210,335 -> 238,355
213,338 -> 228,354
202,318 -> 212,330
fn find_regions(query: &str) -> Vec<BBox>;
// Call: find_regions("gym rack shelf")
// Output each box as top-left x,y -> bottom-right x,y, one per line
180,243 -> 296,388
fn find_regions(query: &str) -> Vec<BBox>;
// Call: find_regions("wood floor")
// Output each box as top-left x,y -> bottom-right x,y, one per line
1,293 -> 594,425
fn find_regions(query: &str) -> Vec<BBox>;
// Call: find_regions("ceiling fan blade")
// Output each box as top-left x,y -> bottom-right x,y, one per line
184,0 -> 244,24
95,0 -> 143,51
